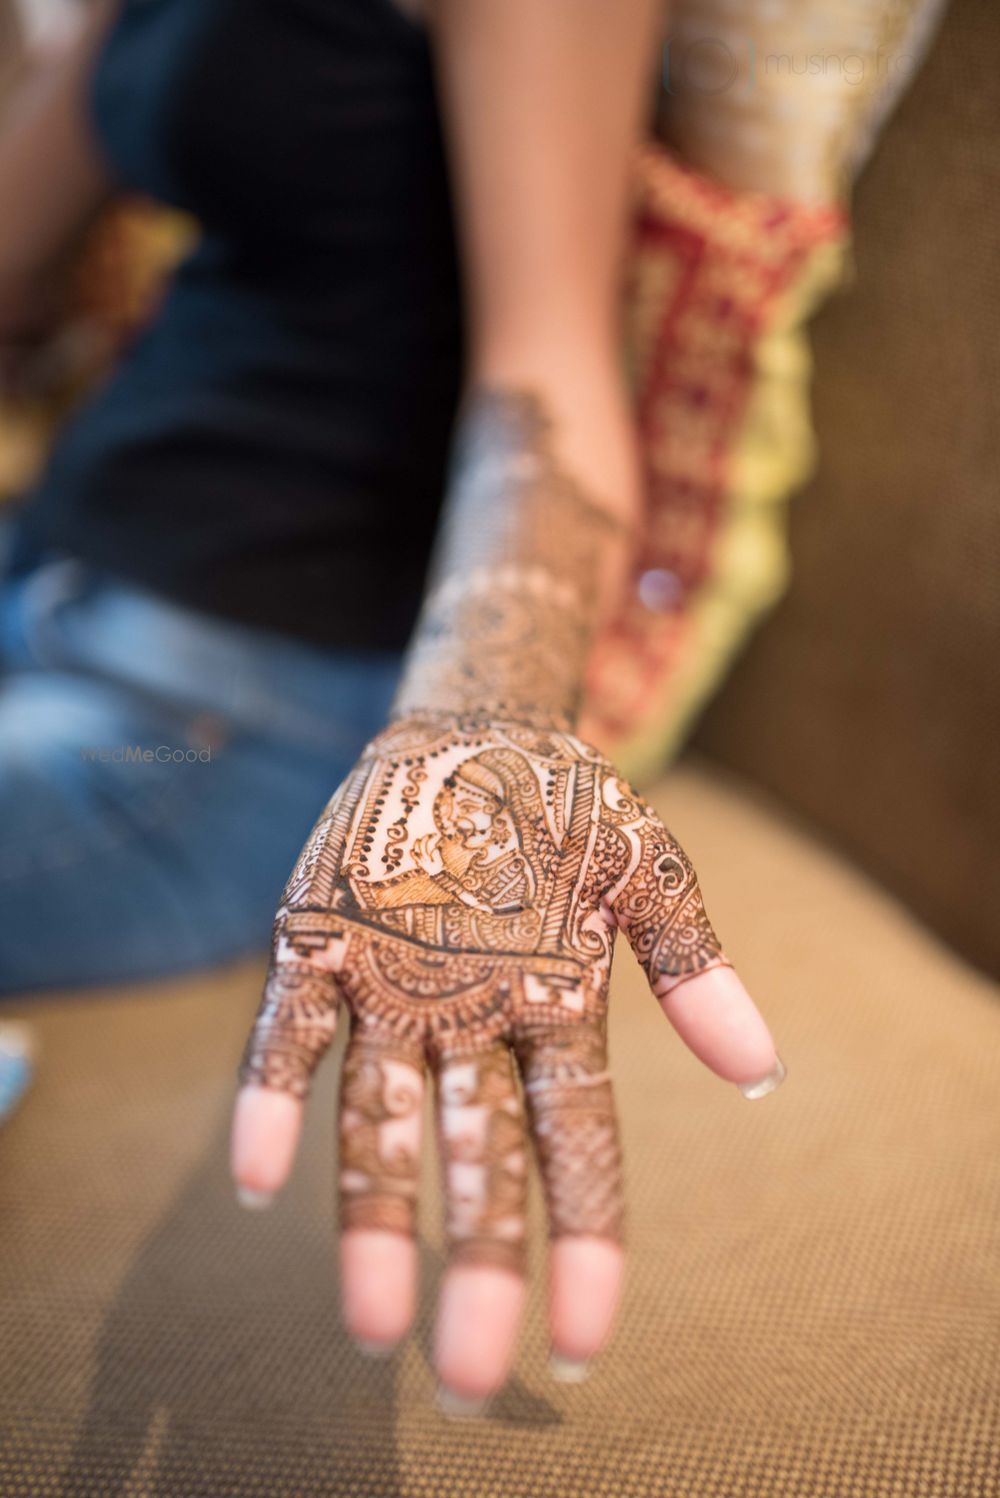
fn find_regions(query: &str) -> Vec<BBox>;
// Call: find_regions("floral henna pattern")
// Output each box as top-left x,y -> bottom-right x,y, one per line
602,782 -> 731,995
239,389 -> 727,1272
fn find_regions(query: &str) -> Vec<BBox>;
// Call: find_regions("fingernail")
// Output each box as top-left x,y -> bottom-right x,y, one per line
738,1054 -> 787,1101
355,1338 -> 395,1360
435,1385 -> 488,1419
549,1353 -> 591,1384
237,1187 -> 275,1210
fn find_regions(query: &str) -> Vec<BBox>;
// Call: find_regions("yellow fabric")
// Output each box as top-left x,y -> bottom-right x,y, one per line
0,205 -> 193,504
585,0 -> 949,778
609,235 -> 847,782
583,152 -> 845,775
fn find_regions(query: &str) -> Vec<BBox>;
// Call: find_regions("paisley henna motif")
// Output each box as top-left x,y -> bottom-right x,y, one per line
239,390 -> 727,1272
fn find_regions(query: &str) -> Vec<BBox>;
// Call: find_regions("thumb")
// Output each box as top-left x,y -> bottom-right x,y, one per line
610,809 -> 784,1097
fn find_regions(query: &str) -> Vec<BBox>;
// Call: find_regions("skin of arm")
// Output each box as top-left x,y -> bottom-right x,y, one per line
0,0 -> 118,344
233,0 -> 782,1411
427,0 -> 662,609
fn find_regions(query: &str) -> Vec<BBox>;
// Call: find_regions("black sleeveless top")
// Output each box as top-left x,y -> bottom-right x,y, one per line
17,0 -> 464,651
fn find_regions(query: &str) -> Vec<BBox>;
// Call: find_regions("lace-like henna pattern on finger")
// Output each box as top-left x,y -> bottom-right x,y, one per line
437,1044 -> 529,1275
517,1021 -> 625,1243
238,965 -> 342,1100
340,1032 -> 425,1237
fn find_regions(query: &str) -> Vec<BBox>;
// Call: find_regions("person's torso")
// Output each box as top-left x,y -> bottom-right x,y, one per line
19,0 -> 464,652
92,0 -> 451,289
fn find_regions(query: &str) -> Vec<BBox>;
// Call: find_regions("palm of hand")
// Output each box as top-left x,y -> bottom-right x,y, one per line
240,712 -> 726,1274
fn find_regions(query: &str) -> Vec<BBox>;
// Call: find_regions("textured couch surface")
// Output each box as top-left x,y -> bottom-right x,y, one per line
2,760 -> 997,1497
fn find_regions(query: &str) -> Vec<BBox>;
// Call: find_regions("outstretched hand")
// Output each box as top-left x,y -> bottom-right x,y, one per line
231,709 -> 781,1405
232,379 -> 784,1413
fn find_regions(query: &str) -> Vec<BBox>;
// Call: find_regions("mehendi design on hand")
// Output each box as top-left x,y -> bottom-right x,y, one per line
392,389 -> 626,730
239,389 -> 727,1274
239,718 -> 728,1268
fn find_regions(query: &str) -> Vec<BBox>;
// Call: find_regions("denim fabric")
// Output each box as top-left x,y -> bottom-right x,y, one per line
0,559 -> 402,993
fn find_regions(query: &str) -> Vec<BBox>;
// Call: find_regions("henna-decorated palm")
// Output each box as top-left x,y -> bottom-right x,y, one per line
233,711 -> 779,1384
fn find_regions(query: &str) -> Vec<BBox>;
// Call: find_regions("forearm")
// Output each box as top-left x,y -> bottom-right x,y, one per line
392,381 -> 636,731
396,0 -> 660,731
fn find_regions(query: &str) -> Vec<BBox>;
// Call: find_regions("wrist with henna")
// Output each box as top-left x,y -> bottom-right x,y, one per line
391,386 -> 626,732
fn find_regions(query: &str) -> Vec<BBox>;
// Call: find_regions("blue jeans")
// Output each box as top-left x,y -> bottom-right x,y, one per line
0,556 -> 402,994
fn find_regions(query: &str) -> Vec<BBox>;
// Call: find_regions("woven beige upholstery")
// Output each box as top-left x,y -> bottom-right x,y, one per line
2,760 -> 997,1496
